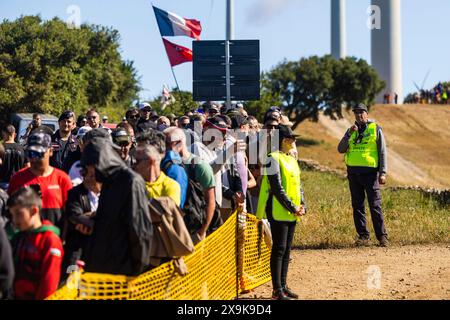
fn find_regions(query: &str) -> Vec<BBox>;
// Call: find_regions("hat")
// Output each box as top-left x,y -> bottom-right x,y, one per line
139,102 -> 152,111
236,103 -> 244,109
102,116 -> 108,121
231,115 -> 249,129
59,110 -> 75,122
226,108 -> 241,117
352,103 -> 368,113
150,111 -> 159,120
26,133 -> 52,153
208,104 -> 220,113
277,125 -> 299,140
205,117 -> 228,132
76,126 -> 92,139
112,128 -> 131,144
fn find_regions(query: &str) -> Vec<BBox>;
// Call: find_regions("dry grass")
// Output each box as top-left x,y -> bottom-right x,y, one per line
294,104 -> 450,188
292,169 -> 450,248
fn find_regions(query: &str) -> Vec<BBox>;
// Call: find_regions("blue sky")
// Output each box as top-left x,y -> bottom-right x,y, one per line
1,0 -> 449,101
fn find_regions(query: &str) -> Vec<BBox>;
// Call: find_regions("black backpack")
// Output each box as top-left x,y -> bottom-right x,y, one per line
163,159 -> 222,236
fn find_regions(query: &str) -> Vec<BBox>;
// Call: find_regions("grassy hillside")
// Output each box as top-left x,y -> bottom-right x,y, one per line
292,169 -> 450,248
295,104 -> 450,188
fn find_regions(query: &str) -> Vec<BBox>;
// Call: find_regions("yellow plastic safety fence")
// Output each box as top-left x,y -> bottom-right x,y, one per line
47,212 -> 271,300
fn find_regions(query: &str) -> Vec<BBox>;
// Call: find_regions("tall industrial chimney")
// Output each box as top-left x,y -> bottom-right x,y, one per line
371,0 -> 403,103
331,0 -> 346,59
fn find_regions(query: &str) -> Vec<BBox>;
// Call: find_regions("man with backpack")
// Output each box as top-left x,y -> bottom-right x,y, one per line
163,127 -> 220,244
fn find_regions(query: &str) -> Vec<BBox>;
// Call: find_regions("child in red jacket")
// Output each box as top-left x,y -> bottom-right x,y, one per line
8,186 -> 64,300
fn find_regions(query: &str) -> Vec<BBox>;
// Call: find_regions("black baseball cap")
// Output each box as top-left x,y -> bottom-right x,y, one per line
277,125 -> 299,140
231,115 -> 249,129
59,110 -> 75,122
26,133 -> 52,153
205,116 -> 228,132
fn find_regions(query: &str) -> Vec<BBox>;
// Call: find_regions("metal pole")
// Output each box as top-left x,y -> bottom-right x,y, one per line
170,67 -> 181,92
226,0 -> 234,40
225,0 -> 234,110
225,40 -> 231,109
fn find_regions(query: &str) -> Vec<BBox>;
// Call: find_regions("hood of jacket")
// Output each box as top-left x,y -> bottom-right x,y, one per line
161,150 -> 183,166
80,137 -> 126,183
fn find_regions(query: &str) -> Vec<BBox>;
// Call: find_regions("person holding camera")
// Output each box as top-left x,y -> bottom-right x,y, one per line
338,103 -> 389,247
20,114 -> 53,141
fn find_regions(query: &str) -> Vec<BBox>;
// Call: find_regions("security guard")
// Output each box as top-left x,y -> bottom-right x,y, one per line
257,125 -> 306,300
338,104 -> 389,247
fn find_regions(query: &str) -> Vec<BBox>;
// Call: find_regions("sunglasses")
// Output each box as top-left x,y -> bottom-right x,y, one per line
127,115 -> 139,120
118,141 -> 131,147
26,150 -> 45,159
87,116 -> 98,120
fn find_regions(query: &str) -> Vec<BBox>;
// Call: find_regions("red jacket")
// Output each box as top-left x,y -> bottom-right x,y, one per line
11,220 -> 64,300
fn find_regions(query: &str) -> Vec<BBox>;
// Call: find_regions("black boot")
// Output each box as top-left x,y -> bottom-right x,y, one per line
282,286 -> 299,299
271,289 -> 295,301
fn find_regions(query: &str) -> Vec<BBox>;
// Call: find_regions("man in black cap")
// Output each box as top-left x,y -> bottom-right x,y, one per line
338,103 -> 389,247
8,133 -> 72,227
206,104 -> 220,118
50,110 -> 78,171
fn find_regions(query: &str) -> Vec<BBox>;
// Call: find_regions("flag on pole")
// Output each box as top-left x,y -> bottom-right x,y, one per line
161,84 -> 175,110
162,38 -> 193,67
153,6 -> 202,40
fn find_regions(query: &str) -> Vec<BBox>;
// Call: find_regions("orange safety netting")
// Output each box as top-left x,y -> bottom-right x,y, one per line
47,211 -> 271,300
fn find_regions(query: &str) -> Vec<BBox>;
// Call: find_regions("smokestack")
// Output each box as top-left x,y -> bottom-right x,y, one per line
331,0 -> 346,59
371,0 -> 403,103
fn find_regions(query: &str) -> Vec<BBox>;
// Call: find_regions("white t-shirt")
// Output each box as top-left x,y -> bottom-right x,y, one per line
69,160 -> 83,187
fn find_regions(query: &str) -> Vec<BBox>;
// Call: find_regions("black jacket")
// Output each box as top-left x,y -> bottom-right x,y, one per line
81,138 -> 153,276
50,130 -> 78,171
136,118 -> 156,133
0,223 -> 14,299
63,184 -> 93,258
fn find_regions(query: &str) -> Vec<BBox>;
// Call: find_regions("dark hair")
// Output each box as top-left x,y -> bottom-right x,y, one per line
217,115 -> 232,128
76,115 -> 87,127
179,116 -> 189,123
83,128 -> 110,145
2,124 -> 15,136
32,113 -> 40,119
7,185 -> 42,210
135,129 -> 166,155
86,109 -> 99,117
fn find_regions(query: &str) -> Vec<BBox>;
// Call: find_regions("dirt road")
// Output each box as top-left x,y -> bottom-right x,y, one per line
241,244 -> 450,300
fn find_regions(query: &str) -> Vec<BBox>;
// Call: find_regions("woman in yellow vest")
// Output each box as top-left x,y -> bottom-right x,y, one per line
256,125 -> 306,300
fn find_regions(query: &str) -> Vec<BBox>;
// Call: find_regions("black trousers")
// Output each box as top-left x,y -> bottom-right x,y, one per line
268,214 -> 296,291
348,172 -> 388,241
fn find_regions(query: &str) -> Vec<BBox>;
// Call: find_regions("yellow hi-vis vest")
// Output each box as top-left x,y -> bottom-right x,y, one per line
344,122 -> 379,168
256,151 -> 301,222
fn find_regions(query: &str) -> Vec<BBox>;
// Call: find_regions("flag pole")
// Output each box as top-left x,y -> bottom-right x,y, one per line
170,66 -> 181,92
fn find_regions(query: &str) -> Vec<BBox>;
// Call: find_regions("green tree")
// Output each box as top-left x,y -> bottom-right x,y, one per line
263,55 -> 385,129
0,15 -> 140,121
148,89 -> 198,117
